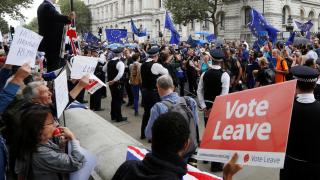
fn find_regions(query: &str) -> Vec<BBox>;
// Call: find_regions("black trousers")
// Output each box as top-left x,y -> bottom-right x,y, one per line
141,89 -> 160,138
45,51 -> 64,72
187,74 -> 198,95
90,88 -> 102,110
178,78 -> 185,96
109,83 -> 124,121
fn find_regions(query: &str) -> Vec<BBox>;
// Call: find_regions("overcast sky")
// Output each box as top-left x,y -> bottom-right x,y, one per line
4,0 -> 43,27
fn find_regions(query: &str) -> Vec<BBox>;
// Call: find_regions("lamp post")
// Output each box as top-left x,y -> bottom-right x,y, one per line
286,15 -> 294,32
262,0 -> 265,16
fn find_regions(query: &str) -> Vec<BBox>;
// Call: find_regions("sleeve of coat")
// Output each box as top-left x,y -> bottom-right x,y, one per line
33,140 -> 85,173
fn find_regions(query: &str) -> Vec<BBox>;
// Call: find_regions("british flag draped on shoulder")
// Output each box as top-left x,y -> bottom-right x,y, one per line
126,146 -> 222,180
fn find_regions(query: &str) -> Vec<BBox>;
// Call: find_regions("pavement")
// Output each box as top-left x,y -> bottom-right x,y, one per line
85,88 -> 280,180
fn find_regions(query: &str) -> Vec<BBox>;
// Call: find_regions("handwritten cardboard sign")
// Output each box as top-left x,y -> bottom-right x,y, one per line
197,80 -> 297,168
5,27 -> 43,67
70,56 -> 98,79
54,70 -> 69,118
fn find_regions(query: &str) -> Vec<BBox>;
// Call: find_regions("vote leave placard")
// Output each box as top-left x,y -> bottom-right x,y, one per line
197,80 -> 297,168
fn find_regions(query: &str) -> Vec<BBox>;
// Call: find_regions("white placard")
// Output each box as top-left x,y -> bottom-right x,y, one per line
71,56 -> 98,79
5,27 -> 43,67
54,70 -> 69,118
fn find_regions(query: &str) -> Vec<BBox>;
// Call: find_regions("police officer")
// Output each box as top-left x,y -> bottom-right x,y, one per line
197,48 -> 230,172
140,47 -> 168,139
103,47 -> 127,122
280,66 -> 320,180
90,46 -> 104,111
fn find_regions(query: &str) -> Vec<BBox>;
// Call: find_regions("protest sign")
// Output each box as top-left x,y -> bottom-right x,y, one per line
54,70 -> 69,118
85,74 -> 107,94
5,27 -> 43,67
197,80 -> 297,168
71,56 -> 98,79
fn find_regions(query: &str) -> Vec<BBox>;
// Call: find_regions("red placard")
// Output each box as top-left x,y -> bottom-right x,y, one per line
197,80 -> 297,168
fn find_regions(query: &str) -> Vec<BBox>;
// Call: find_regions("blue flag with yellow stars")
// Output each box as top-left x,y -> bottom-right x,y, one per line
248,9 -> 279,43
83,32 -> 100,45
131,19 -> 147,37
106,29 -> 128,43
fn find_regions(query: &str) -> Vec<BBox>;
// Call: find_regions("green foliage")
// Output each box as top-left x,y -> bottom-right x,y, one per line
23,17 -> 38,33
0,0 -> 33,19
59,0 -> 92,32
0,17 -> 9,34
164,0 -> 222,35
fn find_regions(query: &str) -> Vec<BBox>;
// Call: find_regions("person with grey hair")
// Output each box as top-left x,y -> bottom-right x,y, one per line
144,74 -> 199,160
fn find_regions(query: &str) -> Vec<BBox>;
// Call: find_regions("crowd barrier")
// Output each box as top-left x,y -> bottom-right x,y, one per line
64,108 -> 143,180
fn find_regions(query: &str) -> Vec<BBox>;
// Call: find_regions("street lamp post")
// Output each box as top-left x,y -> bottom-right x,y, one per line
262,0 -> 265,16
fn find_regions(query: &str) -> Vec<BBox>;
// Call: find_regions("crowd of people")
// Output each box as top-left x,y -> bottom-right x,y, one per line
0,0 -> 320,179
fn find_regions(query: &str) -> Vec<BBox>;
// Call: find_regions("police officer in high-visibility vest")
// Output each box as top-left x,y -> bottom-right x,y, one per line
140,47 -> 168,139
103,47 -> 127,122
197,48 -> 230,172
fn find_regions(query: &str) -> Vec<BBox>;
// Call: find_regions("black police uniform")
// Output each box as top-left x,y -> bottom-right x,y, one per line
105,48 -> 127,122
140,47 -> 168,139
280,66 -> 320,180
90,46 -> 104,111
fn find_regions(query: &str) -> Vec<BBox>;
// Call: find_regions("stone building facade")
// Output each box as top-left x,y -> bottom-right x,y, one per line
85,0 -> 320,42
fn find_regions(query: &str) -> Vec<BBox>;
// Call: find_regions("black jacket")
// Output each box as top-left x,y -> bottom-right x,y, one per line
112,153 -> 187,180
37,0 -> 71,54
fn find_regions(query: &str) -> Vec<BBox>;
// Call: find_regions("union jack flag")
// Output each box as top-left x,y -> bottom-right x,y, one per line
126,146 -> 222,180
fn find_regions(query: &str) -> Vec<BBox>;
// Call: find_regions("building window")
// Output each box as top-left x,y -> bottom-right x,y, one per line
204,15 -> 209,29
300,9 -> 305,20
179,24 -> 182,31
318,14 -> 320,30
155,19 -> 161,32
159,0 -> 162,8
282,6 -> 290,24
244,7 -> 252,26
111,4 -> 113,18
139,0 -> 142,12
191,20 -> 195,30
130,0 -> 134,14
123,0 -> 125,15
218,12 -> 225,30
115,3 -> 118,17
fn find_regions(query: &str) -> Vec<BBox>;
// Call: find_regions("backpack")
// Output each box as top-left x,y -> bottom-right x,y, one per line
130,63 -> 141,85
162,97 -> 198,158
263,68 -> 275,84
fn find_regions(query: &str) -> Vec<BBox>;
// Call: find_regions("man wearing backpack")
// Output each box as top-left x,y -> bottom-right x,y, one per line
129,53 -> 141,116
145,75 -> 198,161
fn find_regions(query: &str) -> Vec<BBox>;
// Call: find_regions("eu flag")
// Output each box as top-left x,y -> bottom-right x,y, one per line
106,29 -> 128,43
248,9 -> 279,43
295,20 -> 313,32
83,32 -> 100,45
286,32 -> 296,46
131,19 -> 147,37
165,11 -> 180,44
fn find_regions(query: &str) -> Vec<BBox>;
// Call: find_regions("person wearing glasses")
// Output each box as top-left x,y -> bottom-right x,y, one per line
15,105 -> 84,180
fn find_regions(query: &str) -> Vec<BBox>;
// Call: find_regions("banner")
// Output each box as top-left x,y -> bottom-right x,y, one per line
70,56 -> 98,79
197,80 -> 297,168
127,146 -> 222,180
5,27 -> 43,67
54,70 -> 69,118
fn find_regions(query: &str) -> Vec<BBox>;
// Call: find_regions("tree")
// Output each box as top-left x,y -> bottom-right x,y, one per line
0,0 -> 32,19
23,17 -> 38,33
0,17 -> 9,34
164,0 -> 223,36
59,0 -> 92,33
